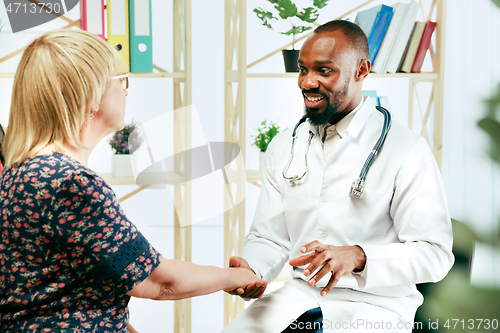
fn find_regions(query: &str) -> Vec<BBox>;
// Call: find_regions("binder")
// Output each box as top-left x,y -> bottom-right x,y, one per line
107,0 -> 130,72
80,0 -> 105,40
129,0 -> 153,73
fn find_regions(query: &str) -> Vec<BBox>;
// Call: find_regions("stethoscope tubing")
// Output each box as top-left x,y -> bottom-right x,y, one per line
282,106 -> 392,194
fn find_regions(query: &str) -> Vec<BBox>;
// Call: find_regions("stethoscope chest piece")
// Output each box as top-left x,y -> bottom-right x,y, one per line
288,175 -> 300,186
349,178 -> 365,198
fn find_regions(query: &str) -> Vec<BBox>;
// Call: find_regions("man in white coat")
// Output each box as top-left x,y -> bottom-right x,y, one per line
223,20 -> 454,332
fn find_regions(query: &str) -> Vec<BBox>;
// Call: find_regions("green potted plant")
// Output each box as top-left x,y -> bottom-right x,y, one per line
254,0 -> 329,72
252,120 -> 281,170
109,121 -> 144,177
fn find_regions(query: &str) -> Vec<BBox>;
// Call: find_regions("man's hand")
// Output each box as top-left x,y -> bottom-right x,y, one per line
225,256 -> 267,299
289,241 -> 366,296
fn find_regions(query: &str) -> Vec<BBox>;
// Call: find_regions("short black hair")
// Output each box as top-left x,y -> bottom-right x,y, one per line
314,20 -> 369,61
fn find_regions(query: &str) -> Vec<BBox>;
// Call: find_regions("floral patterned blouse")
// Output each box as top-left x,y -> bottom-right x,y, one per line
0,153 -> 161,332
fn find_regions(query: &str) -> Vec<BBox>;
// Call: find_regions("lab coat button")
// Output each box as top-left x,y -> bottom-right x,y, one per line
322,198 -> 327,204
321,232 -> 327,240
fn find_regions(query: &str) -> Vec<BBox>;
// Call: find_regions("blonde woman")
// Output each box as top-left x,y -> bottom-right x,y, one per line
0,29 -> 264,332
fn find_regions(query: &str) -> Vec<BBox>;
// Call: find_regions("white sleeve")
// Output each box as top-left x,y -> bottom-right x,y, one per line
353,136 -> 454,289
241,140 -> 292,283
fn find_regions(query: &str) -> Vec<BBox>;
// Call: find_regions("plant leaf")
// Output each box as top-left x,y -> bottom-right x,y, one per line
477,117 -> 500,163
274,0 -> 298,20
297,7 -> 319,23
484,82 -> 500,118
253,8 -> 277,29
252,120 -> 281,151
280,25 -> 313,36
492,0 -> 500,9
313,0 -> 329,9
267,0 -> 280,3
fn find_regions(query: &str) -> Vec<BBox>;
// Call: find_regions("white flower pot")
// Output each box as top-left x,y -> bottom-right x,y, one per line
112,154 -> 137,178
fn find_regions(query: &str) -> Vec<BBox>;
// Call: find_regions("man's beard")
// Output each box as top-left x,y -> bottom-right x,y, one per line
304,80 -> 349,126
305,97 -> 342,126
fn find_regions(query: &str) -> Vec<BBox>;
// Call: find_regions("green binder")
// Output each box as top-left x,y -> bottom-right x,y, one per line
129,0 -> 153,73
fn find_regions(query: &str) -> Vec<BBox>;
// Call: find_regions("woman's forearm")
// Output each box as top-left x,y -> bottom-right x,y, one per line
152,259 -> 232,300
127,257 -> 258,301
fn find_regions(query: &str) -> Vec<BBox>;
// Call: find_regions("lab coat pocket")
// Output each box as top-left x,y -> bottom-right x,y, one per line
346,189 -> 394,240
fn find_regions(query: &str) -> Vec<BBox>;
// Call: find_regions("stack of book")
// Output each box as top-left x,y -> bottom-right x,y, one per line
355,1 -> 437,74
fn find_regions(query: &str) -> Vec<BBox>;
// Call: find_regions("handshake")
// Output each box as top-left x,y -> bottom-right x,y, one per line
223,241 -> 367,299
224,256 -> 268,299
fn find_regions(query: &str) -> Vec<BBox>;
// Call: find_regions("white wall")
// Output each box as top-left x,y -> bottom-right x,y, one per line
0,0 -> 499,331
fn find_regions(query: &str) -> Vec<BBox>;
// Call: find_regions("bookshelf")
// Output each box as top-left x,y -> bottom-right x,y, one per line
0,1 -> 193,333
223,0 -> 446,325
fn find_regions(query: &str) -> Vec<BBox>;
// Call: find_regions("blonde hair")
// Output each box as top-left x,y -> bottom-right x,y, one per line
3,28 -> 122,168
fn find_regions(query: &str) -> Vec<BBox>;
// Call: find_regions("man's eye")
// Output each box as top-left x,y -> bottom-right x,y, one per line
299,67 -> 307,74
319,68 -> 332,74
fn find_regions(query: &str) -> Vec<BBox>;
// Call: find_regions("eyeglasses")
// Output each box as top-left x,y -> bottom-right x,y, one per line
111,73 -> 129,90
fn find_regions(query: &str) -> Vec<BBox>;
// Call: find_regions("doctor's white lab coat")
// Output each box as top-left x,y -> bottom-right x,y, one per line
234,98 -> 454,332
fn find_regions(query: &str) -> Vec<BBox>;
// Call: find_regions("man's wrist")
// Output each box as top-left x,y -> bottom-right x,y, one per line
352,245 -> 366,272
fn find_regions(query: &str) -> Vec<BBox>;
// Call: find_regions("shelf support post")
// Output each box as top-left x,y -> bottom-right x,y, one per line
173,0 -> 192,332
224,0 -> 247,326
433,0 -> 446,169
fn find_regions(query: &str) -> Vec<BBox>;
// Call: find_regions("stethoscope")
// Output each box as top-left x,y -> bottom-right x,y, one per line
282,106 -> 392,198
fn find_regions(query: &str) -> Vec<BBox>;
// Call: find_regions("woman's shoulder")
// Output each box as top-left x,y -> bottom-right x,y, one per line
5,152 -> 108,192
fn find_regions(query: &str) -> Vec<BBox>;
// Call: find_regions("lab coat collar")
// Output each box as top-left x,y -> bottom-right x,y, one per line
346,95 -> 374,139
306,95 -> 374,140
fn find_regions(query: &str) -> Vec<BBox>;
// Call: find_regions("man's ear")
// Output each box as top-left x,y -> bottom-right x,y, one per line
355,58 -> 371,81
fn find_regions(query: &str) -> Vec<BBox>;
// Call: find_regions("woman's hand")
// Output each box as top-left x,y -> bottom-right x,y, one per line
225,256 -> 267,299
224,265 -> 266,299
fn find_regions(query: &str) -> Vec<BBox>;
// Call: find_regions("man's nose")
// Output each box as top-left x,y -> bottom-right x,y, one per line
300,74 -> 320,90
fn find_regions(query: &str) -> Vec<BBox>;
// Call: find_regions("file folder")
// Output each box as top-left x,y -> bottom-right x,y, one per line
129,0 -> 153,73
80,0 -> 105,40
107,0 -> 130,72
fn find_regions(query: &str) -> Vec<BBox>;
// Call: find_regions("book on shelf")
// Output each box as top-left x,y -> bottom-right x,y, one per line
371,2 -> 408,73
411,21 -> 437,73
354,5 -> 381,36
362,90 -> 379,106
362,91 -> 392,113
355,4 -> 394,65
378,96 -> 392,113
398,21 -> 426,73
385,1 -> 419,73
